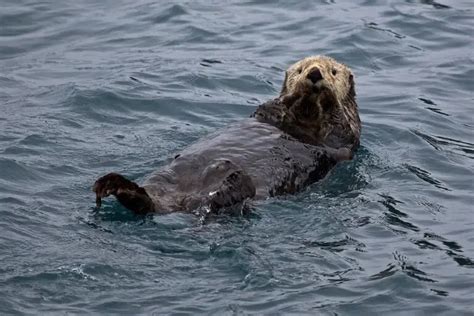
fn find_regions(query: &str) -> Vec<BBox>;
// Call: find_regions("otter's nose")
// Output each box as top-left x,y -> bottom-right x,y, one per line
307,68 -> 323,84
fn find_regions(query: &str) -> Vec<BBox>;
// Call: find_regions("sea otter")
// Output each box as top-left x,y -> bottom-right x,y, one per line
93,56 -> 361,215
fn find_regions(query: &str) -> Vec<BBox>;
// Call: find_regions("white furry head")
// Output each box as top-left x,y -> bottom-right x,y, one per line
280,55 -> 355,103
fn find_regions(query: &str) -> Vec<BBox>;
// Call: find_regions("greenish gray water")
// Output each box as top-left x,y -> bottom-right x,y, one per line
1,0 -> 473,314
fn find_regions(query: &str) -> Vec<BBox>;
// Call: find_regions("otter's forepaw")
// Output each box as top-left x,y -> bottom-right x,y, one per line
92,173 -> 137,208
207,170 -> 256,213
280,92 -> 303,108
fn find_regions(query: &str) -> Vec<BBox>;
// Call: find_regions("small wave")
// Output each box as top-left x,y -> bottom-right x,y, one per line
413,129 -> 474,159
404,163 -> 450,191
0,157 -> 45,183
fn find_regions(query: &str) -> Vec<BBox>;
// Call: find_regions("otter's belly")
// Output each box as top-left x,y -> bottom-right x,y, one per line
143,119 -> 337,211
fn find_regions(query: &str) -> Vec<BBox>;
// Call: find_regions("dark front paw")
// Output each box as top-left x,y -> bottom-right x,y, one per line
280,92 -> 302,108
92,173 -> 137,208
208,170 -> 256,212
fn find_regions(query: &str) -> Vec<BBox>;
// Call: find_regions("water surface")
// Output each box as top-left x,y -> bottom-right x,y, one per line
1,0 -> 473,314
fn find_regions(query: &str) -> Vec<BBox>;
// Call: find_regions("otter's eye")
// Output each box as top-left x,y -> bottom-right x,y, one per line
297,68 -> 302,74
349,74 -> 354,81
332,68 -> 337,76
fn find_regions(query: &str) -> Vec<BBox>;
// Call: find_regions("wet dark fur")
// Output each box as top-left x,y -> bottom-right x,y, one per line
93,58 -> 361,215
253,87 -> 359,152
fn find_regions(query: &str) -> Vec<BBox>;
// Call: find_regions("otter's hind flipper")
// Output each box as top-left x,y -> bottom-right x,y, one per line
93,173 -> 154,215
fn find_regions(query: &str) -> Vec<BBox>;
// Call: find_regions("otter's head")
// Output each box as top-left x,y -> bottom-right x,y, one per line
252,55 -> 360,150
277,55 -> 360,150
281,55 -> 355,102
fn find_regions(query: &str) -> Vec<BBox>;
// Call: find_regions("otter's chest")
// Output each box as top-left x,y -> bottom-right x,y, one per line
145,119 -> 337,206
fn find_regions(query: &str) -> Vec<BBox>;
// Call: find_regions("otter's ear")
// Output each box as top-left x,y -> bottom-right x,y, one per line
348,74 -> 356,97
280,71 -> 288,96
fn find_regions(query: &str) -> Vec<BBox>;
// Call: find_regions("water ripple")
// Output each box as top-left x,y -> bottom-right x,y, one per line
1,0 -> 473,314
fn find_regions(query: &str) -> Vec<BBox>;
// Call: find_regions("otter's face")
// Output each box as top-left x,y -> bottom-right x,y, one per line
280,55 -> 355,103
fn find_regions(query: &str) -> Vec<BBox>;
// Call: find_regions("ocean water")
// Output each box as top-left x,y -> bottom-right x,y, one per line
1,0 -> 473,314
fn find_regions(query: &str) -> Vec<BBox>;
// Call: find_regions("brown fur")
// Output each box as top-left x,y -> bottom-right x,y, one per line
254,55 -> 360,151
93,56 -> 361,215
